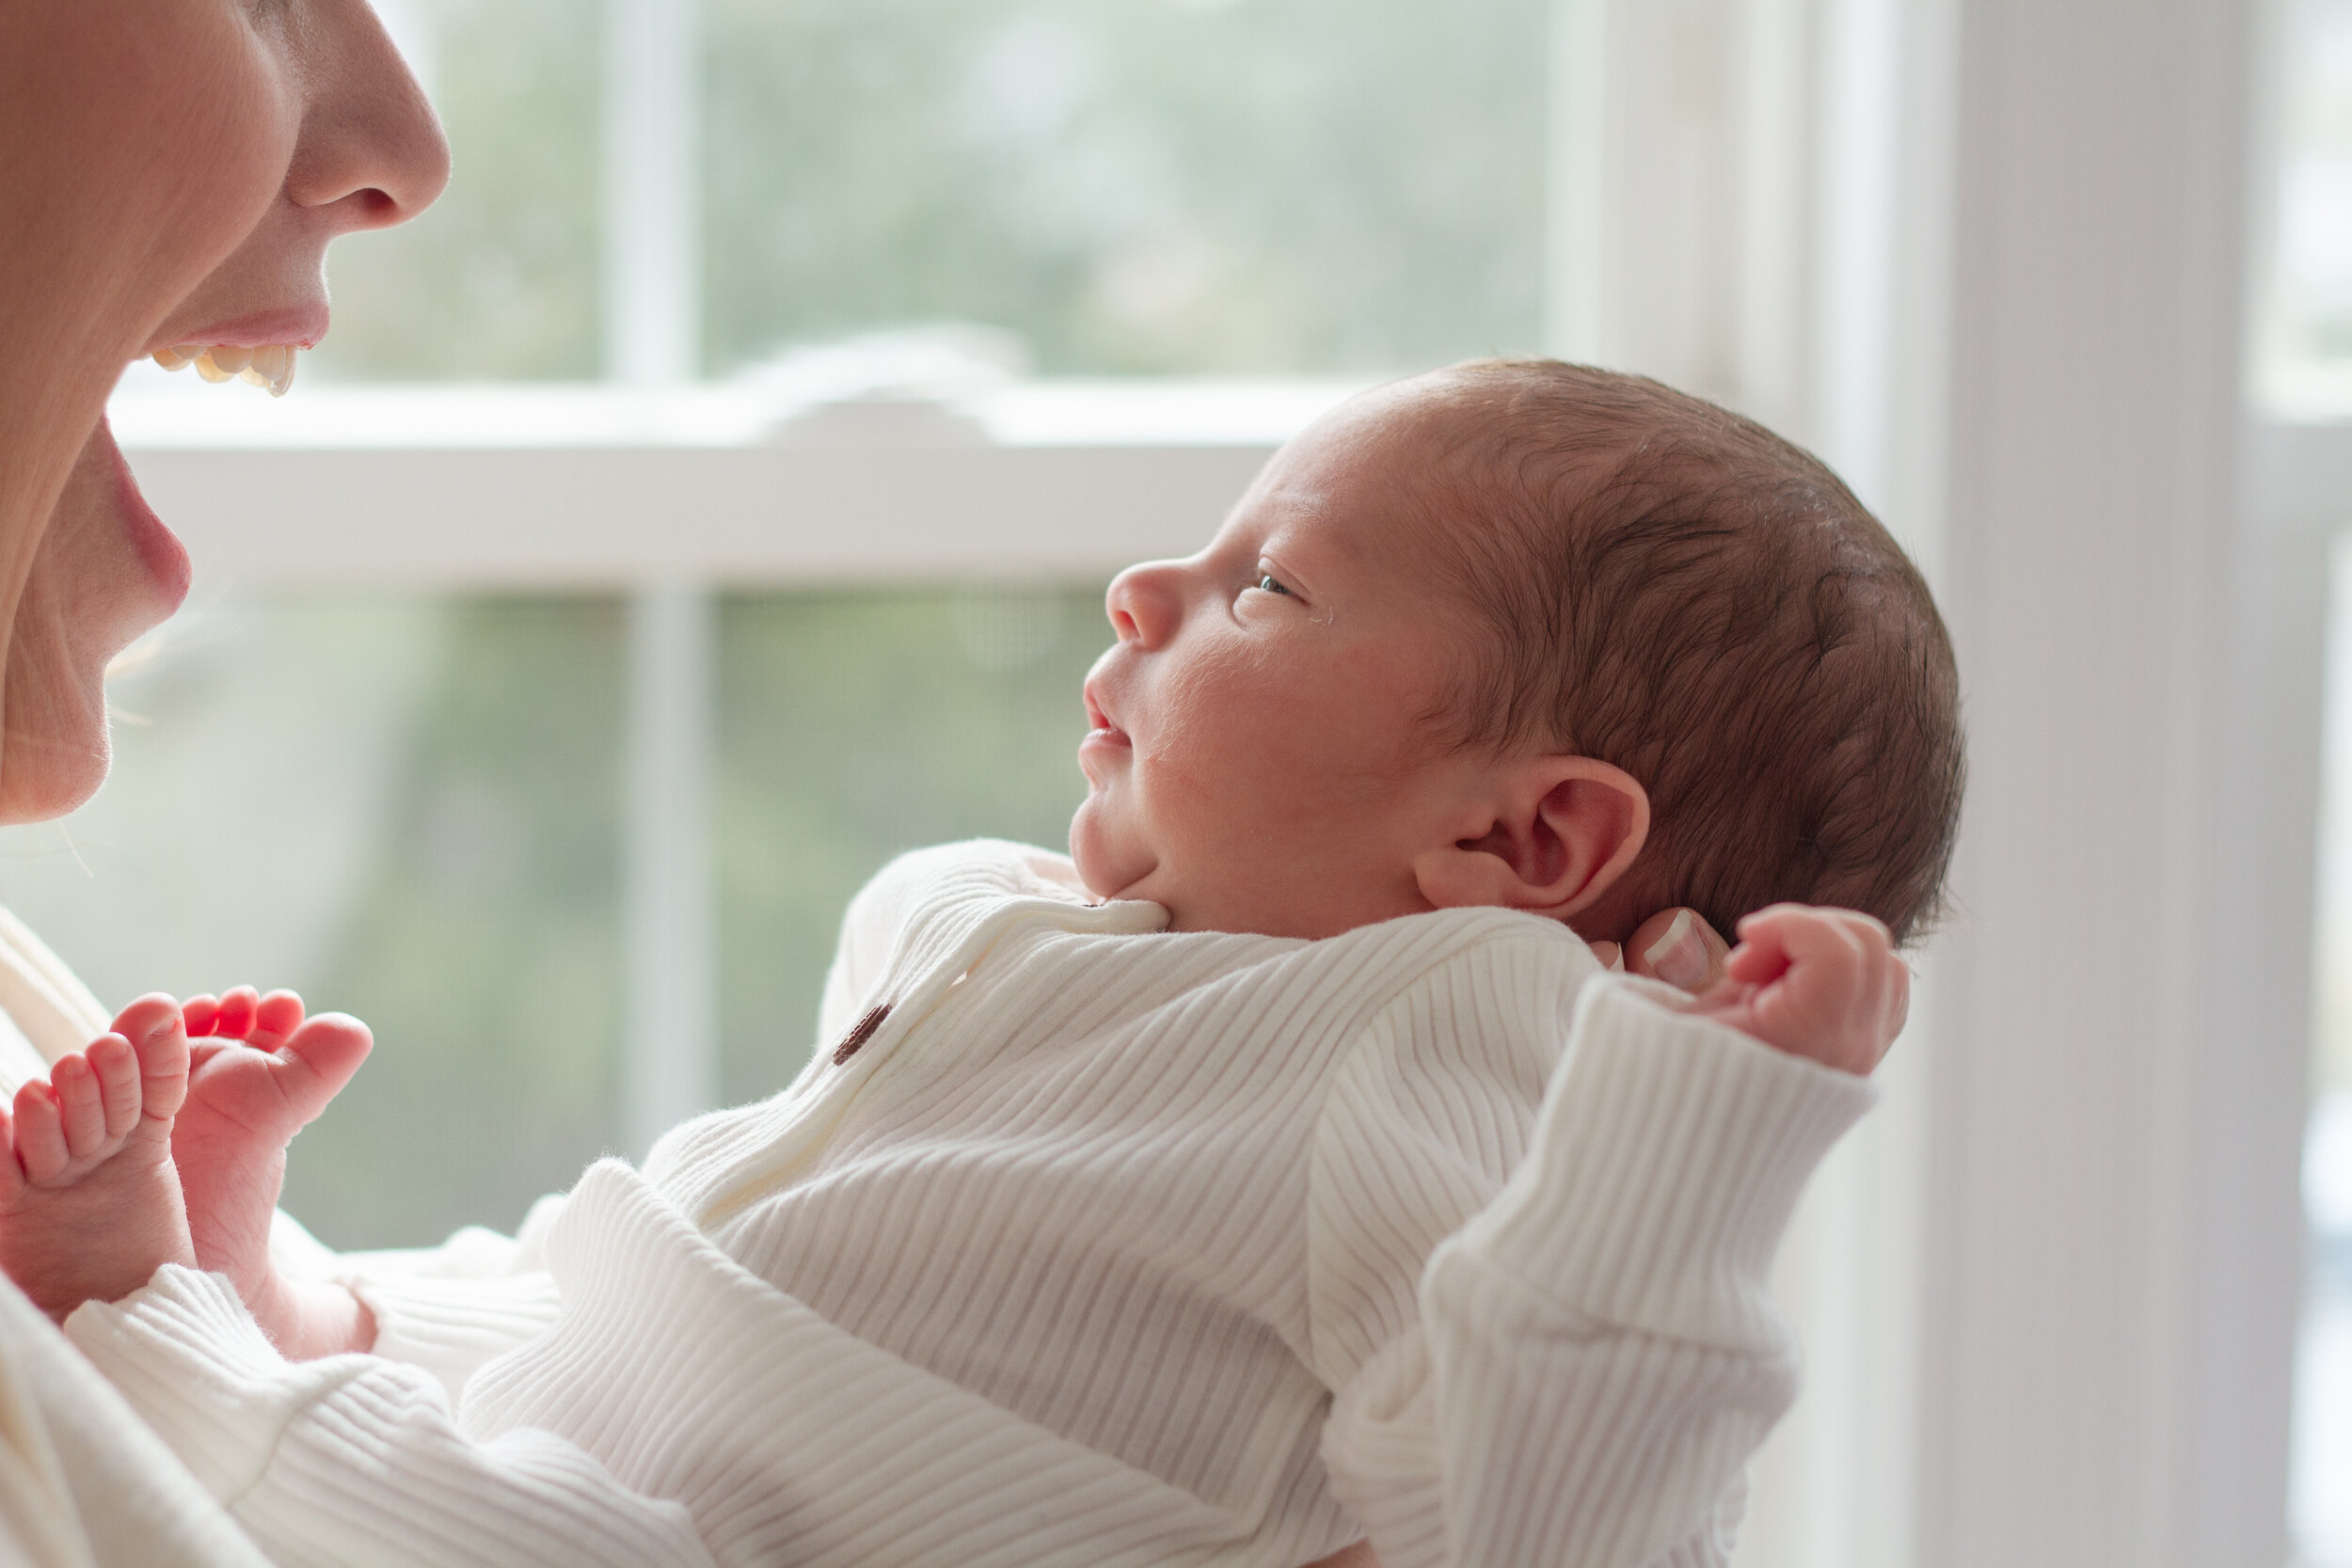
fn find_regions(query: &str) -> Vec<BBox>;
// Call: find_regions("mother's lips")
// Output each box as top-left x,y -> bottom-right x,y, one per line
161,303 -> 330,352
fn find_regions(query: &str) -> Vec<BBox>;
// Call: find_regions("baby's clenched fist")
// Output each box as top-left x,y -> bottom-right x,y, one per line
1674,904 -> 1908,1076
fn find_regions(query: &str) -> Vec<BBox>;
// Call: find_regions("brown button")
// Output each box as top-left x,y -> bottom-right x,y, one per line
833,1003 -> 892,1065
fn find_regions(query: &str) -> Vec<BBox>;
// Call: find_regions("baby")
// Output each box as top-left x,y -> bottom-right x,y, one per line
0,359 -> 1955,1568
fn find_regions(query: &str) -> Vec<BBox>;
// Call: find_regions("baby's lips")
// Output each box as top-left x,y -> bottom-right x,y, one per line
1080,681 -> 1133,744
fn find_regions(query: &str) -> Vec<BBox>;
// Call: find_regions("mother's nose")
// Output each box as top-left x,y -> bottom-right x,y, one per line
1105,561 -> 1185,648
284,0 -> 453,232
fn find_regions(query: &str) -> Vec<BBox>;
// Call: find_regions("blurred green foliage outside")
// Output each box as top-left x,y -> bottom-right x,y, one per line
716,588 -> 1105,1107
314,0 -> 1547,382
0,590 -> 1105,1247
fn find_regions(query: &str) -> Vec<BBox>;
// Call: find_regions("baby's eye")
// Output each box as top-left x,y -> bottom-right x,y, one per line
1256,573 -> 1293,597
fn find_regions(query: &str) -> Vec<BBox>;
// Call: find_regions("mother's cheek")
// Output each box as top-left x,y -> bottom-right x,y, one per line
2,4 -> 294,356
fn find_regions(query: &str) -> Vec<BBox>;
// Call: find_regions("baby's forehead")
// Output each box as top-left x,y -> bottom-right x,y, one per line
1311,383 -> 1615,562
1346,377 -> 1630,499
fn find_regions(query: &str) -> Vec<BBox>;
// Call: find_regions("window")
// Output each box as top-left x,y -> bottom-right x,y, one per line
319,0 -> 1551,384
2265,6 -> 2352,1563
70,0 -> 1552,1245
2264,0 -> 2352,417
2307,542 -> 2352,1564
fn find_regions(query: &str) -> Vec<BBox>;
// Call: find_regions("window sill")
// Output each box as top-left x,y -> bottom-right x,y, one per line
108,378 -> 1367,588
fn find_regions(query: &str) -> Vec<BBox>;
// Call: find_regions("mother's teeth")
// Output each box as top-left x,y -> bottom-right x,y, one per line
151,343 -> 300,396
240,343 -> 296,397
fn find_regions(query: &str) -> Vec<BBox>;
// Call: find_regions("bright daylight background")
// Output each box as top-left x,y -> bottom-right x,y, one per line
5,0 -> 2344,1562
2277,3 -> 2352,1561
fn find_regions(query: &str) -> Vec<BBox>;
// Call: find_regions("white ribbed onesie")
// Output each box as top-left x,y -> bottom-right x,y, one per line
64,840 -> 1874,1568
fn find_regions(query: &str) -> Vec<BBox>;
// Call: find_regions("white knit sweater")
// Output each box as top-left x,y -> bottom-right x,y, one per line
66,841 -> 1873,1568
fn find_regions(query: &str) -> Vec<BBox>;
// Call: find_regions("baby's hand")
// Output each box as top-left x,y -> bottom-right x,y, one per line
1677,905 -> 1908,1076
175,987 -> 373,1356
0,996 -> 196,1320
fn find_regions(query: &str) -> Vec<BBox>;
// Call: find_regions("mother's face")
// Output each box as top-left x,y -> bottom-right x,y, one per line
0,0 -> 447,820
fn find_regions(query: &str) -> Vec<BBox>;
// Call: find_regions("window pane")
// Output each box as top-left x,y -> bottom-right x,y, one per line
2299,538 -> 2352,1567
310,0 -> 603,383
716,586 -> 1106,1103
0,587 -> 1106,1246
704,0 -> 1549,376
0,595 -> 628,1249
2265,0 -> 2352,403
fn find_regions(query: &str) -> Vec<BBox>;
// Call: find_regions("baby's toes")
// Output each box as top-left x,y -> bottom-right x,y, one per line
246,990 -> 307,1051
50,1052 -> 112,1167
211,988 -> 260,1040
0,1105 -> 24,1204
112,997 -> 190,1125
180,994 -> 219,1038
11,1081 -> 70,1186
87,1032 -> 144,1142
278,1014 -> 373,1124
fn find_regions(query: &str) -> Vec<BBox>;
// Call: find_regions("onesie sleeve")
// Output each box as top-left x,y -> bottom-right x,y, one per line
1311,967 -> 1875,1568
268,1196 -> 570,1405
65,1267 -> 716,1568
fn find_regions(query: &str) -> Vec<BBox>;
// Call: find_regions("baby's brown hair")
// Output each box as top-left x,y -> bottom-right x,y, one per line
1412,359 -> 1963,945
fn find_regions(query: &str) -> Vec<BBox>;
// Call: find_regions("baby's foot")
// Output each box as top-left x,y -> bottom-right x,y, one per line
175,988 -> 371,1323
0,995 -> 196,1320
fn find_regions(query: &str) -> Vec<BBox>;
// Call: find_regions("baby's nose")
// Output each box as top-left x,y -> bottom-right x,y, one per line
1105,561 -> 1185,647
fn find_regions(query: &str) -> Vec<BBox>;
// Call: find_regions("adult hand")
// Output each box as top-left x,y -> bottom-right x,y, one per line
1587,907 -> 1733,992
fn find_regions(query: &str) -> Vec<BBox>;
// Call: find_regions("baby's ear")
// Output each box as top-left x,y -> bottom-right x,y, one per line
1412,755 -> 1649,918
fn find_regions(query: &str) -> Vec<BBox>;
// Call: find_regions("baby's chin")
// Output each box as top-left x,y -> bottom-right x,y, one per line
1066,797 -> 1157,904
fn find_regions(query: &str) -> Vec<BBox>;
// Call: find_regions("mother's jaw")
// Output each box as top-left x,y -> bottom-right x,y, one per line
0,420 -> 194,824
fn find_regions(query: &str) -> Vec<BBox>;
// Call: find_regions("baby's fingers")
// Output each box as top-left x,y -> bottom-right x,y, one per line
1731,905 -> 1888,983
1877,948 -> 1913,1048
1723,905 -> 1809,986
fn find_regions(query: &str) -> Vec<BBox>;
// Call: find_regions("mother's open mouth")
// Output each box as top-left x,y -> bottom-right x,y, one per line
90,417 -> 192,608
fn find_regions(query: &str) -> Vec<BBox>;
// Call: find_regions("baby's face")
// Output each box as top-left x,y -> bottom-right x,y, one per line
1072,385 -> 1491,939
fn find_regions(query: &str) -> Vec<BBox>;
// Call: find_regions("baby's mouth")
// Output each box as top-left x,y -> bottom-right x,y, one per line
1082,686 -> 1131,748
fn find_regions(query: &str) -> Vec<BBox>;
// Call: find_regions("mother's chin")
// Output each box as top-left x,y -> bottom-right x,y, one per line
0,420 -> 192,824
